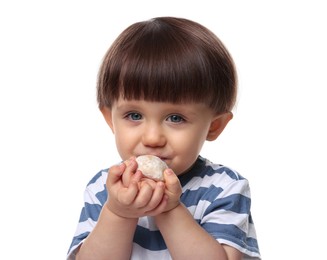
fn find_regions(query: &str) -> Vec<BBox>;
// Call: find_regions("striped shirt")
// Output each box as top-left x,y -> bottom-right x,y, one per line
67,156 -> 261,259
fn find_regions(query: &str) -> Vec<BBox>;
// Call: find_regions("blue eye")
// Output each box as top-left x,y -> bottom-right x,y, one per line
127,113 -> 142,120
167,114 -> 184,123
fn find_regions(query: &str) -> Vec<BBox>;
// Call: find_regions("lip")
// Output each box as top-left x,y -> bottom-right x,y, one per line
157,157 -> 171,166
137,154 -> 170,163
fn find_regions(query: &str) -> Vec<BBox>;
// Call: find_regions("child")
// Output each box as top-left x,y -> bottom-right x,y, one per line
67,17 -> 261,260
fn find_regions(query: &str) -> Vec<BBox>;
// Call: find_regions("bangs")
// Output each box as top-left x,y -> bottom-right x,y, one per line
118,34 -> 213,104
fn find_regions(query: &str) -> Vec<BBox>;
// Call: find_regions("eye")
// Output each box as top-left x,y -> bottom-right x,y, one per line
126,112 -> 142,121
167,114 -> 184,123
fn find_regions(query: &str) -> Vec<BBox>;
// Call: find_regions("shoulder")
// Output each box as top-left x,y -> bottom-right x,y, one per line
201,156 -> 245,180
85,168 -> 108,190
204,157 -> 251,197
87,168 -> 108,186
83,168 -> 109,206
181,156 -> 251,201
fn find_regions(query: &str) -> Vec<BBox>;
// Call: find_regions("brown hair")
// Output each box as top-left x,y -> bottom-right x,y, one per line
97,17 -> 237,114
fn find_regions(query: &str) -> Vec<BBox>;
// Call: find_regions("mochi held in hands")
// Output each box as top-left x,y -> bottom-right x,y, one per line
136,155 -> 168,181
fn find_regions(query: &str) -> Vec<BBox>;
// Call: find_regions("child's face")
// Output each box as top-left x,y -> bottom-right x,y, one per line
102,98 -> 230,175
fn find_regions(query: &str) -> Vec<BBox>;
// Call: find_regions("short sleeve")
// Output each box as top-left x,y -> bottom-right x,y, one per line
66,170 -> 108,259
201,178 -> 260,259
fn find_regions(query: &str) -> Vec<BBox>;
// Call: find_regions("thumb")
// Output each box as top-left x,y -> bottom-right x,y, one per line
163,169 -> 182,194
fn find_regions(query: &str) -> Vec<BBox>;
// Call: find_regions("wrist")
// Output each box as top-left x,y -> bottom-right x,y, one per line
165,201 -> 181,214
105,201 -> 139,223
154,202 -> 183,223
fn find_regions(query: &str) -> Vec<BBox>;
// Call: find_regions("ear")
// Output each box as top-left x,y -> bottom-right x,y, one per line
206,112 -> 233,141
100,106 -> 114,133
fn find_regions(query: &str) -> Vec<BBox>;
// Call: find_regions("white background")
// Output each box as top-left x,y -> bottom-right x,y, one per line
1,0 -> 326,259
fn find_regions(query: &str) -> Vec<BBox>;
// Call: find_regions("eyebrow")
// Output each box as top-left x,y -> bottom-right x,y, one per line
114,101 -> 143,111
115,99 -> 206,117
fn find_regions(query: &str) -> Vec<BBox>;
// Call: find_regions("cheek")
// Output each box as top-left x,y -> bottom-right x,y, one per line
114,129 -> 140,160
172,125 -> 207,147
170,130 -> 207,172
113,131 -> 130,159
179,140 -> 204,161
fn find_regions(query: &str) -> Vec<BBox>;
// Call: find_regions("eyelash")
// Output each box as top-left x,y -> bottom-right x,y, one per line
125,112 -> 142,121
167,114 -> 185,123
125,112 -> 185,123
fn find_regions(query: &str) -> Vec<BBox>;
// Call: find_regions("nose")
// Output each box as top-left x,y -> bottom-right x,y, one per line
142,122 -> 166,147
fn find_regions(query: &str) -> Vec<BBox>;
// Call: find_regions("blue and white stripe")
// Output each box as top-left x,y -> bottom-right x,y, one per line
67,156 -> 260,259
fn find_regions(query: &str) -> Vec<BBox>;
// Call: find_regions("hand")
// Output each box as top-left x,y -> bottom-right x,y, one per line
105,158 -> 168,219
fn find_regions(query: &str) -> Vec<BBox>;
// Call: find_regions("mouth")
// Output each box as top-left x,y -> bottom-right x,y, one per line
137,154 -> 169,163
157,157 -> 171,167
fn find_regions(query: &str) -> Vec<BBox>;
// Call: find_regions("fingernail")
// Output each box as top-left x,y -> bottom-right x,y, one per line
125,157 -> 134,166
165,169 -> 174,175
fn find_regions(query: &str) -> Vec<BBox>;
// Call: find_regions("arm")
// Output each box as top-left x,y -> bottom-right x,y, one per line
76,206 -> 138,260
155,169 -> 243,260
155,204 -> 242,260
76,159 -> 167,260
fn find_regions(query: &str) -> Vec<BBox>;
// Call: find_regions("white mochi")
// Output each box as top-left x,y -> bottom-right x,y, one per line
136,155 -> 168,181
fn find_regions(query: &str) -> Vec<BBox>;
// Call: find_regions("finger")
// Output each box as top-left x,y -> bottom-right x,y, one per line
145,194 -> 168,216
119,169 -> 144,205
146,181 -> 165,209
139,178 -> 157,189
133,182 -> 154,208
118,179 -> 139,205
123,156 -> 136,167
122,157 -> 134,186
163,169 -> 182,194
124,156 -> 138,172
107,163 -> 126,186
132,171 -> 145,190
125,158 -> 138,177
